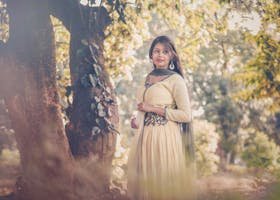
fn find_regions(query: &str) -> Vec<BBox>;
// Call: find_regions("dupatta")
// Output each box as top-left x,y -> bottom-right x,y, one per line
136,68 -> 195,163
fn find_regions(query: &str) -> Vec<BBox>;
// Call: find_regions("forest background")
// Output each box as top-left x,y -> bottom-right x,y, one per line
0,0 -> 279,200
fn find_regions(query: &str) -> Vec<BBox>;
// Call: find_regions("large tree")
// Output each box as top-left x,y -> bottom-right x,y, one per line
0,0 -> 122,199
0,0 -> 75,199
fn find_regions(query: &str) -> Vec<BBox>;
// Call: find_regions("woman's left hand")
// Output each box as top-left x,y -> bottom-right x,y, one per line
137,102 -> 153,112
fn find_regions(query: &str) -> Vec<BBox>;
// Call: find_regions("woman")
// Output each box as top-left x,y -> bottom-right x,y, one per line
127,35 -> 196,200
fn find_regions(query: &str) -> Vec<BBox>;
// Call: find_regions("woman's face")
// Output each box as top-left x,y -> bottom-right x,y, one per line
151,43 -> 173,69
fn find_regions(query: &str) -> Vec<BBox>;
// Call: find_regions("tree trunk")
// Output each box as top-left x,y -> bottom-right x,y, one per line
2,1 -> 74,199
216,139 -> 229,171
229,150 -> 236,164
50,1 -> 119,195
66,9 -> 118,191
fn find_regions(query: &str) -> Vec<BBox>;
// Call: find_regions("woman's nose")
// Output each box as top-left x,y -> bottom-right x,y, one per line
158,51 -> 164,56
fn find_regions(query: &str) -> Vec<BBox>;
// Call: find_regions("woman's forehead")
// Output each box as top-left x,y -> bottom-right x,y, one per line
154,42 -> 171,50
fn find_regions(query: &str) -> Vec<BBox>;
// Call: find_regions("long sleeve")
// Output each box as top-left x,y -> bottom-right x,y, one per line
165,76 -> 192,123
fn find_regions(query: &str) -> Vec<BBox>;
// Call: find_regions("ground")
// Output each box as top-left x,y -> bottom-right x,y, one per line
0,163 -> 278,200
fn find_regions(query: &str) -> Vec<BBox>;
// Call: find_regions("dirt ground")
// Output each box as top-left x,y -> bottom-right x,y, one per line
0,163 -> 19,198
0,166 -> 278,200
196,172 -> 276,200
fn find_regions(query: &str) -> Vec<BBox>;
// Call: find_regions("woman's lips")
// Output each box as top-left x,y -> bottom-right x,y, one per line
156,59 -> 164,62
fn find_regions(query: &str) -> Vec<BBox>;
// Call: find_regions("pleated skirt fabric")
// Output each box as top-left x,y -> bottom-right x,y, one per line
127,121 -> 196,200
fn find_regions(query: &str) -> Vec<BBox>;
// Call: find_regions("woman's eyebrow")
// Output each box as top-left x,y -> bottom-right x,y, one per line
153,47 -> 168,51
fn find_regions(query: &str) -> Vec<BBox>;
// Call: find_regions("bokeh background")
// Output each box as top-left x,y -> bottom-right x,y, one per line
0,0 -> 279,199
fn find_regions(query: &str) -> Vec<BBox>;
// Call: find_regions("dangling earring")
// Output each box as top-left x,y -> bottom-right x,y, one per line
169,60 -> 175,70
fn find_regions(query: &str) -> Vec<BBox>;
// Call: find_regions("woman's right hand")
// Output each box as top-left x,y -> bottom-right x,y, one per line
131,117 -> 139,129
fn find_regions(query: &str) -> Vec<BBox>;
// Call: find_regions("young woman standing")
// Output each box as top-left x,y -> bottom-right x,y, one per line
127,35 -> 196,200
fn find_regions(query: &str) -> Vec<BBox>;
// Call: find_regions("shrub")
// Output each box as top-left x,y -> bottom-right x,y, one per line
194,119 -> 220,176
242,131 -> 280,172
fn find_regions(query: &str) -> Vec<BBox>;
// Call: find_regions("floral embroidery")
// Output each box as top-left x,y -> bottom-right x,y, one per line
144,112 -> 168,126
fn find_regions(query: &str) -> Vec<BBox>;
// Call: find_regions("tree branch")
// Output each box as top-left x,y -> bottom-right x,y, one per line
48,0 -> 83,32
48,0 -> 112,36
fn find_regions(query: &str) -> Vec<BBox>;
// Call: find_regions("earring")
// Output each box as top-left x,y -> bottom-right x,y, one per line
169,61 -> 175,70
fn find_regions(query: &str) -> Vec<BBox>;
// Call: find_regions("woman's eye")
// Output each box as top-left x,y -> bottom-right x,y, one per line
153,50 -> 159,54
153,49 -> 169,55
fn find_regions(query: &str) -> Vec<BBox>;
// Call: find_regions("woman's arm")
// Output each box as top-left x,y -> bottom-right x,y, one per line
165,76 -> 191,123
137,102 -> 165,116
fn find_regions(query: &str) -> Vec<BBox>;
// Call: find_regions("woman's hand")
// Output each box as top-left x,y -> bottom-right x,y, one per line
137,102 -> 154,112
131,117 -> 139,129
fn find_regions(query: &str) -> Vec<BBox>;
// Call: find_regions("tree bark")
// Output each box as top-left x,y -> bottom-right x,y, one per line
49,0 -> 118,161
50,0 -> 118,194
65,8 -> 118,192
2,1 -> 74,199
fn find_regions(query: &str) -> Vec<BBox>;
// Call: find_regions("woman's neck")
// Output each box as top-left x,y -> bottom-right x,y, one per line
149,68 -> 176,76
155,66 -> 168,69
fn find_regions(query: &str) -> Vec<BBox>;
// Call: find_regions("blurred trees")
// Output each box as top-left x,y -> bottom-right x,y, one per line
229,0 -> 280,164
232,0 -> 280,111
194,119 -> 220,176
0,1 -> 8,43
242,131 -> 280,172
191,29 -> 249,164
107,0 -> 279,177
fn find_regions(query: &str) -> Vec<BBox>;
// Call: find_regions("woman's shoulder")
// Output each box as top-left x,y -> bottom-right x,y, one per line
168,73 -> 185,83
166,74 -> 188,92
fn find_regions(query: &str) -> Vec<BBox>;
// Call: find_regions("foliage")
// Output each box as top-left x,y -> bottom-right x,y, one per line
0,148 -> 19,166
194,119 -> 220,176
191,28 -> 251,162
242,131 -> 280,171
0,1 -> 8,43
103,1 -> 151,76
51,16 -> 71,123
0,127 -> 15,153
236,100 -> 280,147
0,99 -> 15,153
231,0 -> 280,112
233,32 -> 280,112
193,70 -> 243,154
103,0 -> 230,76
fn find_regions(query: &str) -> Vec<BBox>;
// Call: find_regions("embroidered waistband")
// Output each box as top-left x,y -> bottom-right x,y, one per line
144,112 -> 168,126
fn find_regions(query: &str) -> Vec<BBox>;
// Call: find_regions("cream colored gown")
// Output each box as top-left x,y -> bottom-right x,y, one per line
127,74 -> 196,200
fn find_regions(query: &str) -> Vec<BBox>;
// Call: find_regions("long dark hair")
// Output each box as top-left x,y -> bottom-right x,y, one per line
149,35 -> 184,77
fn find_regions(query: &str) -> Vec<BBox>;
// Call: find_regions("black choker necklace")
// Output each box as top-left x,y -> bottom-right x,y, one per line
149,68 -> 176,76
